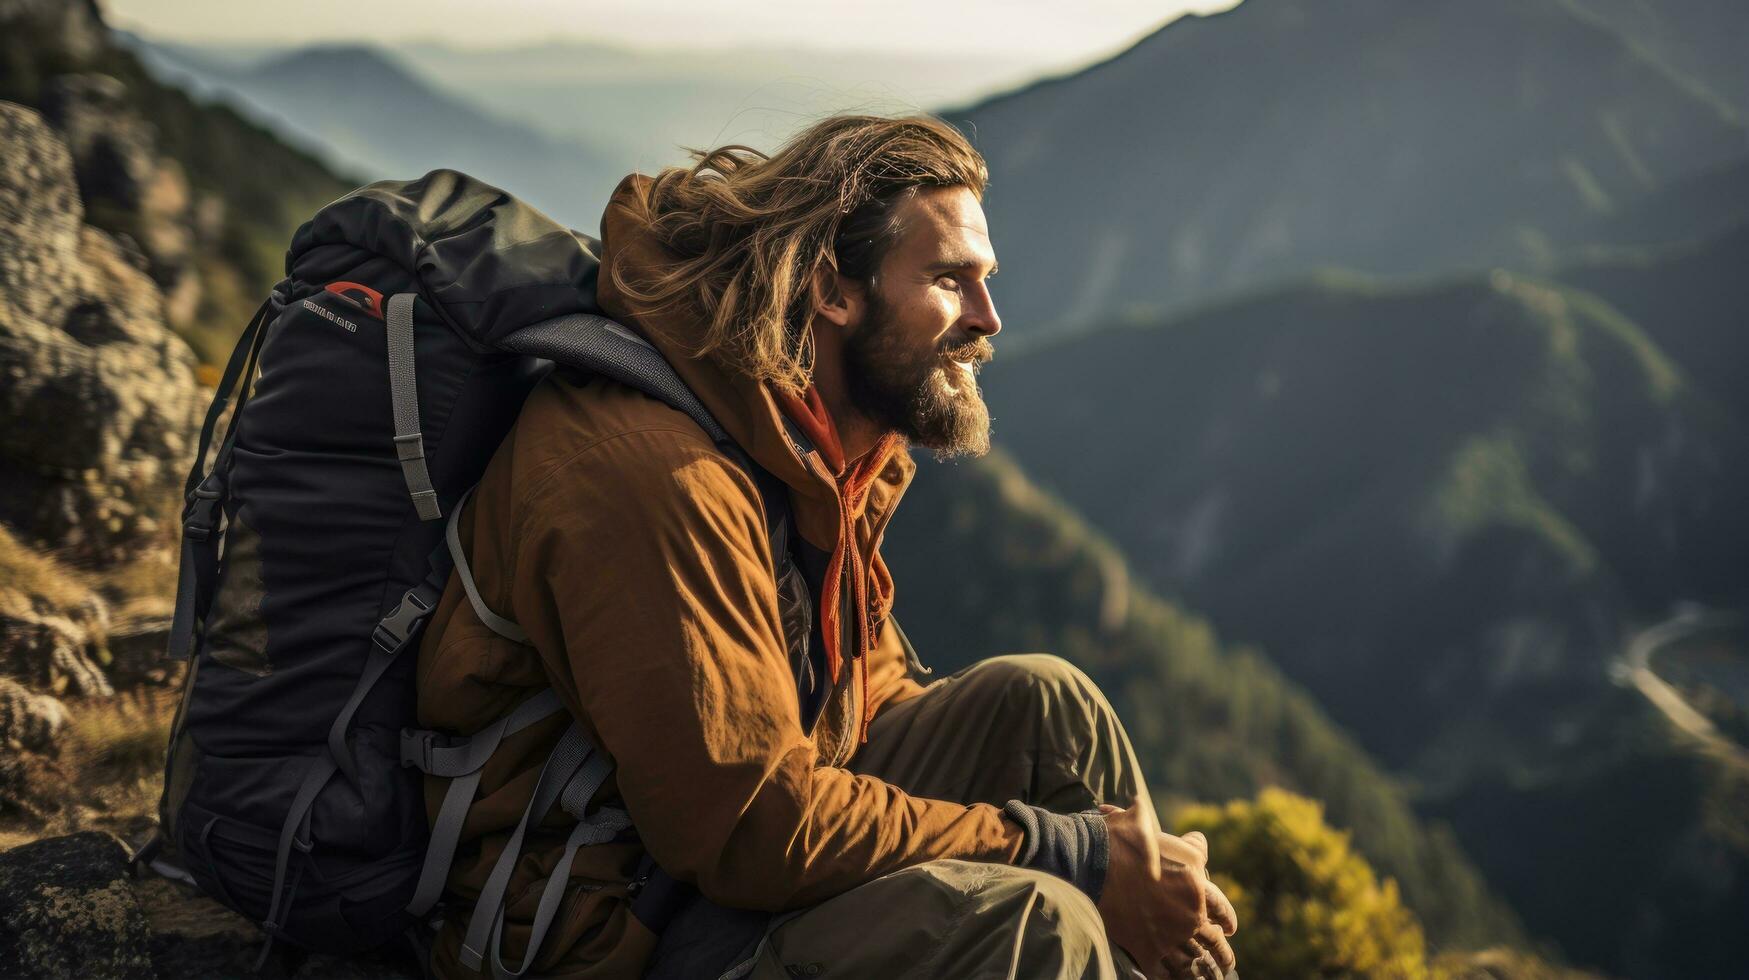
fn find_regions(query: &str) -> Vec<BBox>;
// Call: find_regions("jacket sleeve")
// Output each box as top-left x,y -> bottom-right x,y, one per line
507,425 -> 1026,911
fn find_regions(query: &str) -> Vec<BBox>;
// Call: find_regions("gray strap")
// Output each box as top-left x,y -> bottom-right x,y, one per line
457,724 -> 594,972
891,615 -> 932,677
484,749 -> 630,980
166,531 -> 202,660
486,803 -> 632,980
327,581 -> 443,784
446,485 -> 528,644
403,689 -> 566,918
401,688 -> 564,777
408,767 -> 485,919
386,292 -> 442,522
498,314 -> 731,445
560,749 -> 616,821
261,755 -> 338,943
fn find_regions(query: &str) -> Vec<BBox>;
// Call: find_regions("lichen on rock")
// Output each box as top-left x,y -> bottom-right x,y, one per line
0,832 -> 155,980
0,101 -> 202,565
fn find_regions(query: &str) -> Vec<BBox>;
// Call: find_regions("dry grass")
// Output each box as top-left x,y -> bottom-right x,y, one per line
0,522 -> 93,615
91,548 -> 180,622
67,687 -> 176,777
0,687 -> 176,851
0,517 -> 184,852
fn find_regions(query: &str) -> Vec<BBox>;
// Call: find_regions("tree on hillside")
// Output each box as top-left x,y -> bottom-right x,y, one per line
1176,788 -> 1436,979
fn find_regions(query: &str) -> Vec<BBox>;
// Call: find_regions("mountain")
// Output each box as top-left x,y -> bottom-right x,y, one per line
884,449 -> 1525,952
120,37 -> 622,231
124,34 -> 1043,226
1562,0 -> 1749,113
965,265 -> 1749,975
949,0 -> 1748,342
1556,217 -> 1749,429
0,0 -> 351,362
1582,153 -> 1749,249
394,40 -> 1039,175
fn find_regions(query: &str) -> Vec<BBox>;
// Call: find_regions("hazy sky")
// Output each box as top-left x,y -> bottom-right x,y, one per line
106,0 -> 1242,63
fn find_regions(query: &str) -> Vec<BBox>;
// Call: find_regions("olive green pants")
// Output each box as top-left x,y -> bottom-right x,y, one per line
726,653 -> 1152,980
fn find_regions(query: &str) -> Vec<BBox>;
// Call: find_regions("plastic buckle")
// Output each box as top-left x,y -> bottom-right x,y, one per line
182,479 -> 224,540
372,587 -> 435,653
400,728 -> 435,770
400,727 -> 464,771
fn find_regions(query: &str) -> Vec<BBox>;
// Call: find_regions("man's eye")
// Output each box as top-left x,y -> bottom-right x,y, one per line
937,275 -> 961,291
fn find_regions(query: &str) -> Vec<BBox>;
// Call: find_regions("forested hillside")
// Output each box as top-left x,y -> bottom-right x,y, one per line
954,265 -> 1748,975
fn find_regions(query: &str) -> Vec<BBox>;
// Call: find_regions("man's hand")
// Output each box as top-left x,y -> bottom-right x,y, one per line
1096,803 -> 1238,979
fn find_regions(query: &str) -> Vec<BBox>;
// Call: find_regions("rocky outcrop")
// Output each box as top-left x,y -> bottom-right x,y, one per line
0,676 -> 68,753
0,103 -> 199,827
0,832 -> 421,980
0,0 -> 210,330
0,587 -> 114,697
0,833 -> 154,980
0,1 -> 110,65
39,73 -> 203,325
0,102 -> 202,564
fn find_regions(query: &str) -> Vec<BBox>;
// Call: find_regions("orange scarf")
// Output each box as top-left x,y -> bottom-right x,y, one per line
773,385 -> 900,743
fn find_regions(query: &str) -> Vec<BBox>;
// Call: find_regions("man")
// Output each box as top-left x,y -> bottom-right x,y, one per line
416,114 -> 1238,979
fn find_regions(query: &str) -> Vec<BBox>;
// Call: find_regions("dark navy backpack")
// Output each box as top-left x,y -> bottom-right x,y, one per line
138,170 -> 801,975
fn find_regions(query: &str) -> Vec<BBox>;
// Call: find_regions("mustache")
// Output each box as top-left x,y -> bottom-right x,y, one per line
941,337 -> 996,365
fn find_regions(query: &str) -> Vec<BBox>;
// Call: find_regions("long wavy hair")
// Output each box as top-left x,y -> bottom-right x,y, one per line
609,114 -> 988,394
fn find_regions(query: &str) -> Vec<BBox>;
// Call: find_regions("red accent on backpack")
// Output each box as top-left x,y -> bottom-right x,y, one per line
325,280 -> 386,319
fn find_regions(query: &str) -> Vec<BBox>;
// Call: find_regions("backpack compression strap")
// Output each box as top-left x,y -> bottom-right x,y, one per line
385,293 -> 442,521
166,296 -> 274,661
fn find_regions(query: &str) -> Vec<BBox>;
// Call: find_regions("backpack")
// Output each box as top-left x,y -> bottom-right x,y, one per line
139,169 -> 803,974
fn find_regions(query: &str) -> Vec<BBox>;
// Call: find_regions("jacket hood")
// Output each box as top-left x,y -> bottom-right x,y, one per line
593,173 -> 916,524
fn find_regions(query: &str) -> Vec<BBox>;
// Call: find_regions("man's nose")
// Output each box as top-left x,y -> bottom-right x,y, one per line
962,281 -> 1002,338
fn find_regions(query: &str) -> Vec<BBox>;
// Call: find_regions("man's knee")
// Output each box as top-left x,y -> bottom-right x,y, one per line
961,653 -> 1112,718
766,861 -> 1113,977
911,860 -> 1108,951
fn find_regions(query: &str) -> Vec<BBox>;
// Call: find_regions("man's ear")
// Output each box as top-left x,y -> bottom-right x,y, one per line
812,263 -> 865,331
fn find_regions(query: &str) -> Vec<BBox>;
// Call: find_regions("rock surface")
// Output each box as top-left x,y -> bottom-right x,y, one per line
0,102 -> 201,564
0,832 -> 421,979
0,832 -> 154,980
0,590 -> 114,698
0,676 -> 68,753
40,73 -> 200,323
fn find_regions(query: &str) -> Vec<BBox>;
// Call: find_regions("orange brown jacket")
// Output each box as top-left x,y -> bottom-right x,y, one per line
414,174 -> 1029,977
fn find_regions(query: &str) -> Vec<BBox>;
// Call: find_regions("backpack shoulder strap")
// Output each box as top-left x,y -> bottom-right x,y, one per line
496,311 -> 797,559
500,314 -> 730,442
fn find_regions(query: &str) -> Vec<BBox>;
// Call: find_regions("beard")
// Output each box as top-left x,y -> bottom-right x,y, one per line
843,290 -> 995,459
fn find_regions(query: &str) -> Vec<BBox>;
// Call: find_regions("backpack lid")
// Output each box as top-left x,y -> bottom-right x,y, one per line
287,168 -> 603,348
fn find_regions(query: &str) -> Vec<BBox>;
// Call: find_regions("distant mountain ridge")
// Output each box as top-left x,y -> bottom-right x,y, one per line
123,32 -> 1043,226
120,34 -> 622,230
1562,0 -> 1749,113
951,0 -> 1748,342
395,38 -> 1039,174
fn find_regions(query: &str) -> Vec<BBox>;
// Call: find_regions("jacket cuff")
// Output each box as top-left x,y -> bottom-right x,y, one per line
1002,799 -> 1109,902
